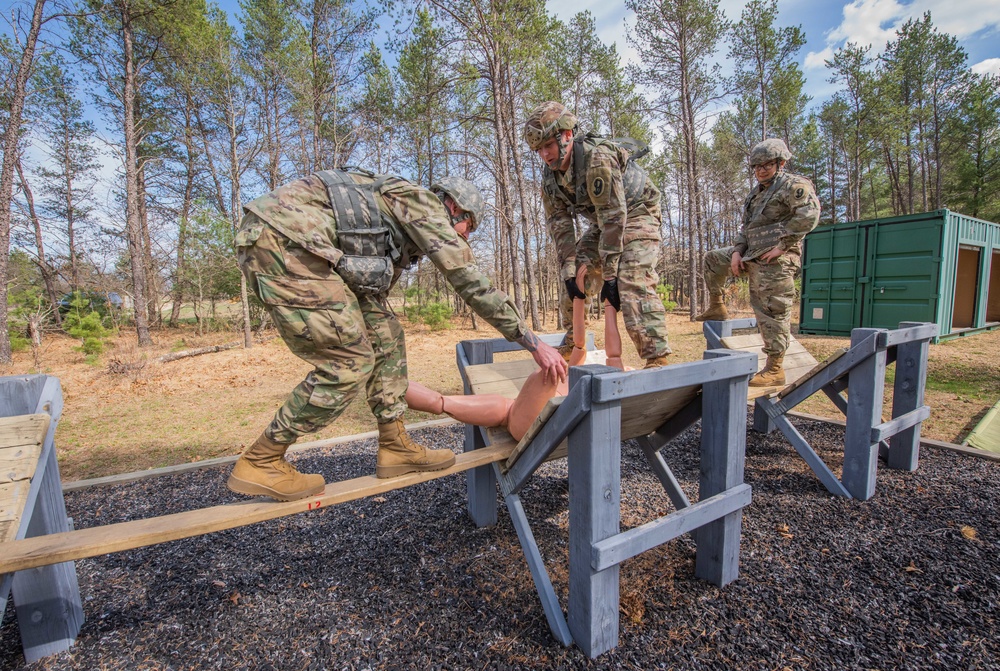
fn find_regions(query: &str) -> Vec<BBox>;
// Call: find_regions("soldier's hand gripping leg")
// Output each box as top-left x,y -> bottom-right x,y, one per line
375,419 -> 456,478
227,431 -> 325,501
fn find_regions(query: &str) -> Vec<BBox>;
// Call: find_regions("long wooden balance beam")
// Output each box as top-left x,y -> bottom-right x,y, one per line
0,442 -> 514,575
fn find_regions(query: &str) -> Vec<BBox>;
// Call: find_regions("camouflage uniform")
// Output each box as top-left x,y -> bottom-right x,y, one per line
236,172 -> 527,444
703,170 -> 820,356
542,137 -> 671,359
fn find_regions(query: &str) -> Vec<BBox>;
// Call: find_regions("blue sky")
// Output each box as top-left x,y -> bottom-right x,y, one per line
547,0 -> 1000,105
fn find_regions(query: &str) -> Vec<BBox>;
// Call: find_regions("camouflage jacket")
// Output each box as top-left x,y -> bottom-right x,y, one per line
733,171 -> 821,262
242,173 -> 528,341
541,136 -> 661,281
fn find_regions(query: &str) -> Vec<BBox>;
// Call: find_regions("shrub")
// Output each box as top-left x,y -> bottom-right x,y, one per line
419,301 -> 453,330
656,283 -> 678,311
63,294 -> 112,359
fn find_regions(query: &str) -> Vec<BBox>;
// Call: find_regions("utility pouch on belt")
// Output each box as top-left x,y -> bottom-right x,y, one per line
314,169 -> 399,295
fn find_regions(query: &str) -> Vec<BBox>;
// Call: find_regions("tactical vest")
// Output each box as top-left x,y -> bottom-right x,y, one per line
314,169 -> 411,295
542,134 -> 649,219
742,172 -> 791,262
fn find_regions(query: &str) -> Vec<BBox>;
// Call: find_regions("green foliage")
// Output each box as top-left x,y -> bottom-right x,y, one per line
655,284 -> 677,311
402,287 -> 453,330
63,293 -> 112,358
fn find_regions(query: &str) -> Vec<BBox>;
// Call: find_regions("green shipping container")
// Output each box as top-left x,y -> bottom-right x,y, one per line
800,209 -> 1000,340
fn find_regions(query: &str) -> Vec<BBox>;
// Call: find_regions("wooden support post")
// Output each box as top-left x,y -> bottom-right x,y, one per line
567,368 -> 621,658
502,489 -> 573,645
843,328 -> 886,500
696,351 -> 750,586
0,375 -> 84,663
12,446 -> 85,662
888,322 -> 931,471
459,341 -> 498,527
753,399 -> 775,433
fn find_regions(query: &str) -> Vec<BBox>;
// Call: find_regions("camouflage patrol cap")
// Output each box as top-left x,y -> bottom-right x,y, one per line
523,101 -> 578,150
431,176 -> 486,231
749,138 -> 792,166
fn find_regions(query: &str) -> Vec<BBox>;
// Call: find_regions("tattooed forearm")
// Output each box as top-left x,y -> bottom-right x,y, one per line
516,330 -> 541,353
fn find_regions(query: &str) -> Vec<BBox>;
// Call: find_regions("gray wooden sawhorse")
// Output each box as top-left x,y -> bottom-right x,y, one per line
456,336 -> 756,657
0,375 -> 84,663
704,319 -> 938,500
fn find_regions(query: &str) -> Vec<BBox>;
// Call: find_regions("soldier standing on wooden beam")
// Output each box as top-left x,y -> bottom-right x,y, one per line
696,138 -> 821,386
229,170 -> 567,501
523,101 -> 672,369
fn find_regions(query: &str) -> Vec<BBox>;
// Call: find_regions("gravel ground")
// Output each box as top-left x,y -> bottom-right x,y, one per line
2,416 -> 998,670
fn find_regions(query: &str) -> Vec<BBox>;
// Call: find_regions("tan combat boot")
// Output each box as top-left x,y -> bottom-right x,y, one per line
227,432 -> 325,501
376,419 -> 456,478
750,353 -> 785,387
695,295 -> 729,322
556,341 -> 575,363
644,354 -> 671,369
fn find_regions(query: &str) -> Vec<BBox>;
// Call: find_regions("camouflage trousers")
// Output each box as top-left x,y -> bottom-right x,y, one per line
237,213 -> 407,444
703,246 -> 801,357
562,236 -> 671,360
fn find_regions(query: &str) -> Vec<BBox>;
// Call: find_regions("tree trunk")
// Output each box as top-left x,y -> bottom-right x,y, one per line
15,157 -> 62,326
0,0 -> 48,363
120,7 -> 153,347
487,53 -> 523,316
504,70 -> 540,330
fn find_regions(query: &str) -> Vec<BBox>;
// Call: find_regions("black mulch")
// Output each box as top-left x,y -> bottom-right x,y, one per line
2,416 -> 998,670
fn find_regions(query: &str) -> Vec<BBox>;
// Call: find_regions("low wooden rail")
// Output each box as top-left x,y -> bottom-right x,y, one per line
0,441 -> 513,576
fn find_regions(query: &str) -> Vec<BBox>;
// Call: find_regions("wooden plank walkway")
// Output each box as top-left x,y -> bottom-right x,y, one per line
718,333 -> 819,387
0,414 -> 50,545
0,441 -> 514,575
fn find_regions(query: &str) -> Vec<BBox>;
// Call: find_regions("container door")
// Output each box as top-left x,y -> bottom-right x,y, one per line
865,218 -> 942,329
988,250 -> 1000,323
800,224 -> 864,335
952,245 -> 981,328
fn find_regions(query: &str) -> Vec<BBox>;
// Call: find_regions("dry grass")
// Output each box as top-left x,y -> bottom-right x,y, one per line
2,309 -> 997,481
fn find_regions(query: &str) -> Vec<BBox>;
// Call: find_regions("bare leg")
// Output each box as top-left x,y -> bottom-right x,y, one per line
605,303 -> 624,370
506,370 -> 568,441
568,297 -> 588,366
406,375 -> 566,443
405,381 -> 513,429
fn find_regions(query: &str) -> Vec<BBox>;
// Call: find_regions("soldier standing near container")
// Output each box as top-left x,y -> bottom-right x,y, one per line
523,101 -> 671,369
229,170 -> 567,501
696,138 -> 821,386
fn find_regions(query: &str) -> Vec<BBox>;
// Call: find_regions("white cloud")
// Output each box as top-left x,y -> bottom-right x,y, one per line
804,46 -> 836,70
828,0 -> 904,49
809,0 -> 1000,70
905,0 -> 1000,40
971,58 -> 1000,76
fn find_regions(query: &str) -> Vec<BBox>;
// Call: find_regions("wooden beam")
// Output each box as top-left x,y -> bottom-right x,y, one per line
843,329 -> 886,501
883,323 -> 938,347
768,411 -> 851,498
568,388 -> 622,658
888,322 -> 934,471
871,406 -> 931,443
591,354 -> 756,402
768,333 -> 880,415
503,490 -> 573,645
590,485 -> 752,572
0,443 -> 514,575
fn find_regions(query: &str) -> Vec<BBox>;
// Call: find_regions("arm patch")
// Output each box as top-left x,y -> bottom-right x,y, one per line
787,178 -> 814,207
588,166 -> 613,206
